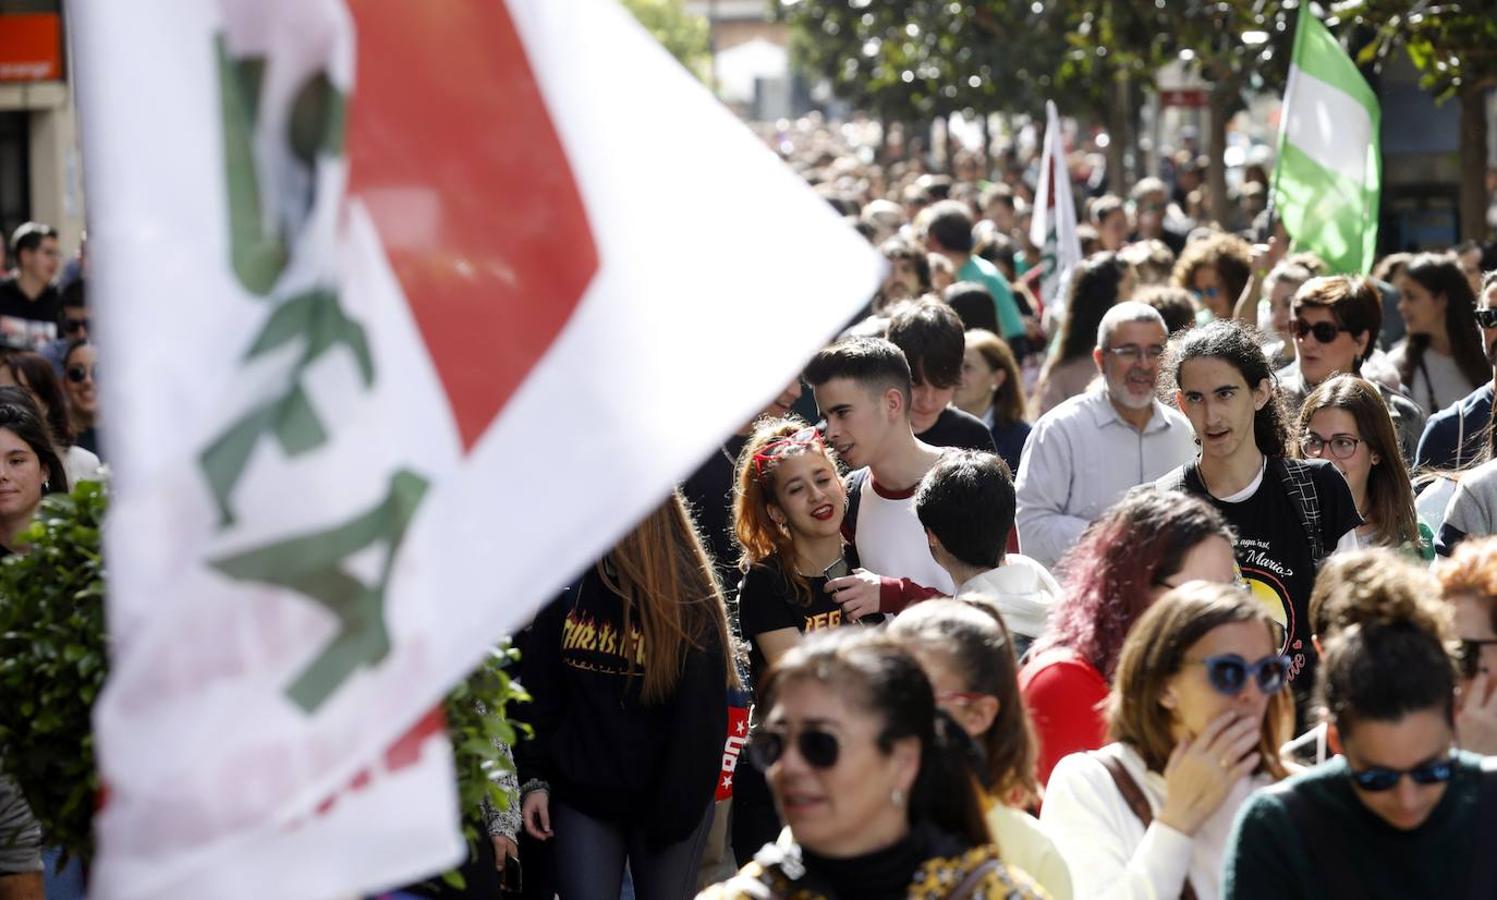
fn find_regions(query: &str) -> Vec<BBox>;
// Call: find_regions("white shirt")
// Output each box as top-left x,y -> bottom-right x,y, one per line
1040,742 -> 1272,900
1015,390 -> 1197,569
957,554 -> 1060,640
850,473 -> 955,593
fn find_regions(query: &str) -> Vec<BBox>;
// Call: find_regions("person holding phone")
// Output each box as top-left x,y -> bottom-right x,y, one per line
731,416 -> 866,863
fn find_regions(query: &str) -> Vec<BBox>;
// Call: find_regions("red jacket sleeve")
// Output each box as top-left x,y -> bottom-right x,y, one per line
877,576 -> 946,614
1020,651 -> 1110,786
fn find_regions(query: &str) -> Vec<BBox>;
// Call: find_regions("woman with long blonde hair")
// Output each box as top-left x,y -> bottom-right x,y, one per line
517,491 -> 739,899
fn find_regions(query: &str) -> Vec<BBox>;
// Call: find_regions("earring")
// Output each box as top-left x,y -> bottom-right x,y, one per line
890,787 -> 905,807
42,480 -> 49,491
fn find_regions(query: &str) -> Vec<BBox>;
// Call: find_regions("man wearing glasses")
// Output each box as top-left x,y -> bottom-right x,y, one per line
1015,302 -> 1196,569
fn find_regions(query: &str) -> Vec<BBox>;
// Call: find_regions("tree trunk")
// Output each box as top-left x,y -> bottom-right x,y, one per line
1459,82 -> 1489,242
980,113 -> 992,181
1206,80 -> 1233,227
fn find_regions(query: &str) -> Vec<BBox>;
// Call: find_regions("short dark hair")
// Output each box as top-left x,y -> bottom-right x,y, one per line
925,200 -> 975,254
1135,285 -> 1196,336
804,337 -> 912,409
1090,194 -> 1126,225
1291,276 -> 1382,371
10,222 -> 56,259
915,451 -> 1014,569
886,298 -> 964,389
943,281 -> 1000,334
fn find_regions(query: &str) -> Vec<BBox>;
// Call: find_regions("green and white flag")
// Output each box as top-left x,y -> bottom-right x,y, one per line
1273,10 -> 1381,274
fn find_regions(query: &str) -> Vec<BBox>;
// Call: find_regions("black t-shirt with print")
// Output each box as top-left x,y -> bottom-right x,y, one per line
1178,458 -> 1360,710
737,552 -> 858,693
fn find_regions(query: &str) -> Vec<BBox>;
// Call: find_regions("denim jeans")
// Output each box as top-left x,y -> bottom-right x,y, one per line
552,799 -> 713,900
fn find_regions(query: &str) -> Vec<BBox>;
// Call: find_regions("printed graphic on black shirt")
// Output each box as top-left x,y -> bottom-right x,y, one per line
561,607 -> 645,676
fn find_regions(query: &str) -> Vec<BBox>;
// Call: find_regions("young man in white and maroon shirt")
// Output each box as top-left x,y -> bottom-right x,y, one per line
804,337 -> 949,619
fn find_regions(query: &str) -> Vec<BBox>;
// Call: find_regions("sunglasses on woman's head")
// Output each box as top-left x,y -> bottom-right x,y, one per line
747,727 -> 839,771
1189,653 -> 1292,696
1291,318 -> 1351,343
1348,754 -> 1456,792
751,427 -> 823,477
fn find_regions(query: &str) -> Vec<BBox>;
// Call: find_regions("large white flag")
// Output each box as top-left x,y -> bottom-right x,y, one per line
1028,101 -> 1082,323
74,1 -> 882,897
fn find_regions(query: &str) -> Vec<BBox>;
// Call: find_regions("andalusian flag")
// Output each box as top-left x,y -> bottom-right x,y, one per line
1273,10 -> 1381,274
73,0 -> 880,897
1029,101 -> 1081,322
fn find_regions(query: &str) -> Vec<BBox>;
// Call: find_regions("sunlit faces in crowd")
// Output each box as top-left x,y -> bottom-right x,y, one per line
1152,534 -> 1239,598
765,450 -> 846,541
1175,357 -> 1270,462
1476,277 -> 1497,366
1301,406 -> 1377,506
0,426 -> 47,523
1293,305 -> 1366,386
1394,272 -> 1447,338
1095,318 -> 1168,411
814,376 -> 904,471
1337,709 -> 1455,832
757,675 -> 920,857
1160,617 -> 1282,745
954,342 -> 1004,417
63,342 -> 97,424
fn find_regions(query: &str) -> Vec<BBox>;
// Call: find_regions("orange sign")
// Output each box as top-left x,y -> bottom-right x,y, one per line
0,13 -> 62,83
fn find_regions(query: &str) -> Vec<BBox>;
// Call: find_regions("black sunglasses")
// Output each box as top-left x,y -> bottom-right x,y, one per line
1191,653 -> 1292,696
1349,754 -> 1456,792
65,365 -> 95,384
747,727 -> 839,771
1474,308 -> 1497,329
61,318 -> 89,334
1291,318 -> 1351,343
1456,638 -> 1497,680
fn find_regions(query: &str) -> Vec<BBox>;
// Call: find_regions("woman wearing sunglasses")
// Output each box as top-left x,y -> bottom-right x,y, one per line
1021,490 -> 1238,785
517,493 -> 738,900
730,415 -> 861,862
891,598 -> 1074,900
1293,375 -> 1432,560
1276,276 -> 1425,463
1041,582 -> 1291,900
702,628 -> 1046,899
60,339 -> 99,459
0,351 -> 100,486
1389,253 -> 1489,418
1435,537 -> 1497,757
1224,554 -> 1496,899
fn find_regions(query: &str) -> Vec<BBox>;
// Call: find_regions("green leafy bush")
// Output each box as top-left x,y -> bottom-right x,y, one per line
0,479 -> 108,863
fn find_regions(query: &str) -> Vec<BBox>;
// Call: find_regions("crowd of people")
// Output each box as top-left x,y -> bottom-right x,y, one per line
5,124 -> 1497,899
486,136 -> 1497,900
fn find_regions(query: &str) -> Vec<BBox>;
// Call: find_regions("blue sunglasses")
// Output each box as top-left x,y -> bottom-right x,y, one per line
1191,653 -> 1292,696
1349,755 -> 1457,792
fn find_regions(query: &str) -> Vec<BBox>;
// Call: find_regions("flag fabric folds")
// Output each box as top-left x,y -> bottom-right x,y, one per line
1028,100 -> 1082,323
74,0 -> 881,897
1273,10 -> 1381,275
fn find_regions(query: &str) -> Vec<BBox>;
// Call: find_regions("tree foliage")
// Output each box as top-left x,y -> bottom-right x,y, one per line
622,0 -> 713,82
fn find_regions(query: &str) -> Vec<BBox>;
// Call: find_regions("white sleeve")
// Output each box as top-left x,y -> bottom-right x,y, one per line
1333,527 -> 1361,554
1038,753 -> 1194,900
1015,419 -> 1091,570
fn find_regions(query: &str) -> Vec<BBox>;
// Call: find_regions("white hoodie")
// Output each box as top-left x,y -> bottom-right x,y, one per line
957,554 -> 1061,641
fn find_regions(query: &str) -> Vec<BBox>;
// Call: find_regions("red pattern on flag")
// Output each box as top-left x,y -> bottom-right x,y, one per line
346,2 -> 598,451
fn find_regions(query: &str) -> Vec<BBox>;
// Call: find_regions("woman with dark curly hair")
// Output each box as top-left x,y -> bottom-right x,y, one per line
1019,489 -> 1238,784
1157,319 -> 1362,720
1171,232 -> 1253,322
1032,252 -> 1133,416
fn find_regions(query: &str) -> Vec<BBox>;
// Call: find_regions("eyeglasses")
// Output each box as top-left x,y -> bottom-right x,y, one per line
1291,318 -> 1352,343
1195,287 -> 1220,300
1301,432 -> 1363,461
752,427 -> 822,476
1456,638 -> 1497,680
1189,653 -> 1292,696
1474,308 -> 1497,329
747,727 -> 839,771
61,318 -> 89,334
1104,344 -> 1165,363
1348,753 -> 1457,792
65,365 -> 96,384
